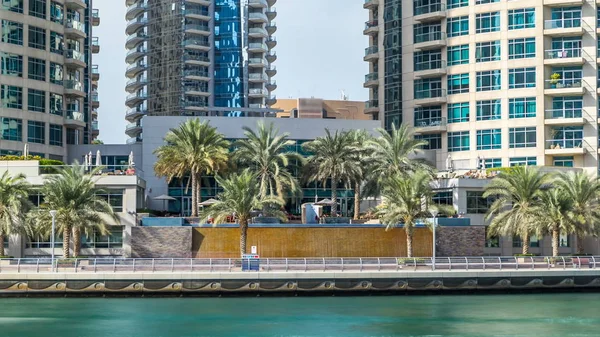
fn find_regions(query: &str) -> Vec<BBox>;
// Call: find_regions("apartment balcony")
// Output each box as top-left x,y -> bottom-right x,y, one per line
249,12 -> 268,23
248,58 -> 268,68
266,36 -> 277,49
63,49 -> 86,68
65,0 -> 86,10
267,0 -> 275,6
363,73 -> 379,88
125,122 -> 143,137
414,60 -> 446,78
91,65 -> 99,81
249,73 -> 268,83
248,42 -> 268,53
91,120 -> 99,131
125,32 -> 147,49
543,0 -> 584,6
544,109 -> 587,126
125,77 -> 147,93
185,24 -> 210,36
543,18 -> 586,37
65,20 -> 86,39
364,100 -> 379,114
91,109 -> 97,118
183,53 -> 210,67
248,27 -> 268,38
64,110 -> 86,128
266,81 -> 277,91
125,62 -> 147,78
125,1 -> 147,21
249,0 -> 268,8
544,48 -> 586,66
125,47 -> 146,63
414,2 -> 446,23
91,91 -> 99,109
266,65 -> 276,76
364,20 -> 379,35
544,79 -> 587,96
125,92 -> 147,108
92,9 -> 100,26
63,80 -> 85,97
414,31 -> 446,51
414,117 -> 447,134
363,0 -> 379,9
91,37 -> 100,53
183,38 -> 210,51
249,88 -> 268,98
266,21 -> 277,34
184,84 -> 210,97
414,88 -> 447,106
184,8 -> 210,21
126,17 -> 148,35
266,95 -> 277,105
266,7 -> 277,20
183,69 -> 210,81
545,139 -> 587,156
125,107 -> 147,122
364,46 -> 379,62
266,51 -> 277,62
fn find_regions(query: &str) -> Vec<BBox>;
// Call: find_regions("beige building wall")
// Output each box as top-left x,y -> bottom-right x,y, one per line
273,98 -> 372,120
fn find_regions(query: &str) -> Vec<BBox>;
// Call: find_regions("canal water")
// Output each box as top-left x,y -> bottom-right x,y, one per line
2,293 -> 599,336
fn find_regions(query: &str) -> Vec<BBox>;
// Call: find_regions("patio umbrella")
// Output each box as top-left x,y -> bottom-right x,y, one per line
199,198 -> 218,207
83,154 -> 89,171
95,150 -> 102,166
315,198 -> 336,206
446,155 -> 453,172
88,151 -> 92,166
23,143 -> 29,158
154,194 -> 176,211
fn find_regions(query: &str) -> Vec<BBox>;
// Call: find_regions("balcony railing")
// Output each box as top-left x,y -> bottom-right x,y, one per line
126,32 -> 147,43
183,39 -> 210,48
66,110 -> 84,122
414,2 -> 446,16
92,9 -> 99,18
249,88 -> 268,95
544,109 -> 583,119
365,73 -> 378,82
185,24 -> 210,32
365,46 -> 378,56
64,49 -> 84,61
544,18 -> 582,29
546,139 -> 585,149
364,20 -> 378,30
414,117 -> 447,128
66,19 -> 85,33
415,88 -> 446,99
249,73 -> 268,81
414,59 -> 446,72
92,65 -> 99,74
183,69 -> 209,78
365,100 -> 379,109
248,42 -> 268,50
184,8 -> 209,16
63,80 -> 83,91
545,48 -> 583,59
414,31 -> 446,44
544,79 -> 584,89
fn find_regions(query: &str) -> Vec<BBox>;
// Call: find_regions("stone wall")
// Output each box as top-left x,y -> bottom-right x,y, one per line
437,226 -> 485,257
130,227 -> 192,258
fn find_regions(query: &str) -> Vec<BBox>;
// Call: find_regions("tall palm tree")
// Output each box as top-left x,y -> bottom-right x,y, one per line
537,188 -> 575,257
483,166 -> 550,255
29,165 -> 118,258
376,171 -> 440,258
348,129 -> 374,220
555,171 -> 600,254
234,122 -> 302,205
154,119 -> 229,217
0,172 -> 32,257
201,170 -> 284,256
302,130 -> 361,216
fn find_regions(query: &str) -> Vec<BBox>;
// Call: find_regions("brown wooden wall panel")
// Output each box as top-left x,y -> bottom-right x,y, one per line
192,227 -> 433,258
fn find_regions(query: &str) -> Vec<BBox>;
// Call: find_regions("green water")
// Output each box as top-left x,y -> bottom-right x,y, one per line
2,294 -> 600,336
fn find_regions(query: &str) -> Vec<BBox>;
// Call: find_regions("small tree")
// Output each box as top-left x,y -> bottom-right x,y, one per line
537,188 -> 574,257
0,172 -> 32,257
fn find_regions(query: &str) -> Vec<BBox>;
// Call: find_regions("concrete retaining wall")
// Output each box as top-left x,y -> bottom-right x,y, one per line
130,227 -> 192,258
437,226 -> 486,257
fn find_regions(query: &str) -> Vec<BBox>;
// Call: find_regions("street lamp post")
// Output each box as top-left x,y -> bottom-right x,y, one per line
431,210 -> 439,271
49,210 -> 57,272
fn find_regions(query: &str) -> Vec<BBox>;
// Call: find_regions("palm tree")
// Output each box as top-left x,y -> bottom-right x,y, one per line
154,119 -> 229,217
201,170 -> 284,256
302,130 -> 361,216
348,130 -> 374,220
483,166 -> 550,255
0,172 -> 32,257
537,188 -> 574,257
376,171 -> 440,258
555,171 -> 600,254
29,165 -> 118,258
234,122 -> 302,208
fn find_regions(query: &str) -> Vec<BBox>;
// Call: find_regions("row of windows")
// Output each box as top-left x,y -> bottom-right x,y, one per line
444,68 -> 536,94
0,118 -> 63,146
425,98 -> 538,125
1,52 -> 69,84
1,0 -> 78,27
446,9 -> 534,36
1,84 -> 80,117
1,20 -> 81,53
446,38 -> 536,65
448,127 -> 537,152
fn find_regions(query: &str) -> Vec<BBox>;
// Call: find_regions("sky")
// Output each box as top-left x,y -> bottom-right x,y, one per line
94,0 -> 368,144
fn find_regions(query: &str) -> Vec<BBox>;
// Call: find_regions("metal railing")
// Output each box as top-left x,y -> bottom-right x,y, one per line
415,88 -> 446,100
414,2 -> 446,16
544,18 -> 583,30
0,256 -> 598,274
546,139 -> 587,150
414,31 -> 446,44
544,79 -> 585,89
414,117 -> 447,128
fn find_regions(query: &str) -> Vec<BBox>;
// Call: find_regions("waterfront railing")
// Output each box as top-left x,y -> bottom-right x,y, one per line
0,256 -> 598,274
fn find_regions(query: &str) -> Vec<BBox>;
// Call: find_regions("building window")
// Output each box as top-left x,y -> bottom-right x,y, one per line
28,26 -> 46,50
28,57 -> 46,82
509,97 -> 536,119
560,233 -> 570,248
509,67 -> 536,89
550,126 -> 583,149
49,93 -> 63,116
508,8 -> 535,30
509,127 -> 536,148
82,228 -> 123,249
476,70 -> 501,91
476,41 -> 501,62
49,124 -> 63,146
448,131 -> 470,152
50,62 -> 63,85
29,0 -> 46,19
476,129 -> 501,150
1,20 -> 23,45
485,230 -> 500,248
414,51 -> 442,71
96,189 -> 124,212
414,79 -> 442,99
508,38 -> 536,59
433,191 -> 453,205
510,157 -> 537,167
467,191 -> 494,214
477,0 -> 499,4
484,158 -> 502,168
414,23 -> 442,44
27,121 -> 45,144
447,44 -> 469,66
415,134 -> 442,150
448,102 -> 469,123
476,99 -> 501,121
414,106 -> 442,127
50,31 -> 64,55
0,118 -> 22,141
0,52 -> 22,77
476,12 -> 500,33
50,1 -> 64,24
551,66 -> 582,87
1,0 -> 23,13
447,16 -> 469,37
448,73 -> 469,94
553,156 -> 574,167
447,0 -> 467,9
1,85 -> 22,109
28,89 -> 45,113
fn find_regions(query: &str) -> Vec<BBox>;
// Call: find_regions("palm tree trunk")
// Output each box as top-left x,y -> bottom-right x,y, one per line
0,234 -> 5,257
190,172 -> 198,217
552,229 -> 559,257
73,227 -> 81,257
406,227 -> 414,258
196,172 -> 202,217
353,183 -> 361,220
522,233 -> 530,255
576,234 -> 584,255
63,225 -> 71,258
239,219 -> 248,257
331,177 -> 337,216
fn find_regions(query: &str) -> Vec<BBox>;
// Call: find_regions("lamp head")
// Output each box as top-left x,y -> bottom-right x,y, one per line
49,210 -> 57,217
